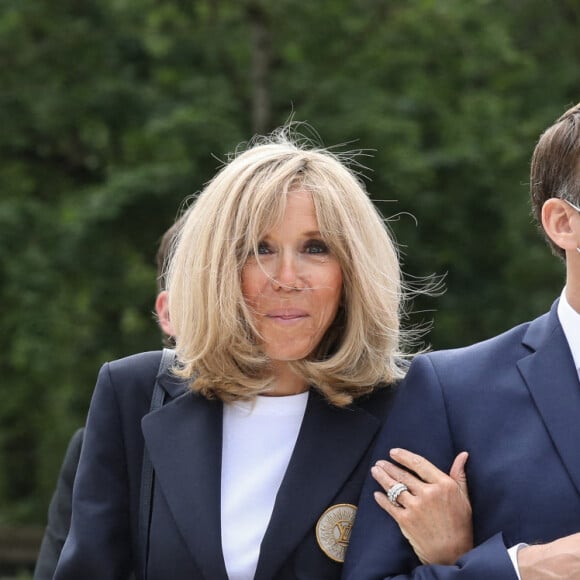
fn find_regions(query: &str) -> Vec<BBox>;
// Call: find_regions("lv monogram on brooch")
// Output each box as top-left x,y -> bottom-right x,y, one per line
315,503 -> 357,562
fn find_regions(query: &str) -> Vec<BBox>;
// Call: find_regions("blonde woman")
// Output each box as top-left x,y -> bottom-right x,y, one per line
54,128 -> 469,580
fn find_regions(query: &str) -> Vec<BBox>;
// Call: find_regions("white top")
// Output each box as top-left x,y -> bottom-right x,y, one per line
220,392 -> 309,580
508,289 -> 580,578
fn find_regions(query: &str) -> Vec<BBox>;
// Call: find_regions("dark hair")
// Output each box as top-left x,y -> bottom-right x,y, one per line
531,102 -> 580,259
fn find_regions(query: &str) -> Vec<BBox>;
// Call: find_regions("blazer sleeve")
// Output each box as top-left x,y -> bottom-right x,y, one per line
33,428 -> 84,580
54,363 -> 134,579
342,355 -> 518,580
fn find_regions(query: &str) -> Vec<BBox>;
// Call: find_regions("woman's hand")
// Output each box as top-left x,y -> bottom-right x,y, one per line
371,448 -> 472,565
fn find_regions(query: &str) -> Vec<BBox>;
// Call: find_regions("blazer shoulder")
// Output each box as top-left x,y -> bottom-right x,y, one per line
95,350 -> 164,407
422,314 -> 545,370
400,309 -> 556,401
103,350 -> 165,386
107,350 -> 163,374
353,383 -> 397,421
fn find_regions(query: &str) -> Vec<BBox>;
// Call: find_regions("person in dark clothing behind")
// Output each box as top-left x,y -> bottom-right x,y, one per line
33,216 -> 181,580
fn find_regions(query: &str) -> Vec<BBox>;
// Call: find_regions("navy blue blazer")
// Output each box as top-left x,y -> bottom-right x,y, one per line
343,301 -> 580,580
34,427 -> 84,580
53,351 -> 394,580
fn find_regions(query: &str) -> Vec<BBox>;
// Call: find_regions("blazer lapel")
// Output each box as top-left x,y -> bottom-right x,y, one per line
518,302 -> 580,496
254,389 -> 383,580
141,391 -> 228,580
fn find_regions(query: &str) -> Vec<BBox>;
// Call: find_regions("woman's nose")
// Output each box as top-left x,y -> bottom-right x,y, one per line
271,253 -> 304,291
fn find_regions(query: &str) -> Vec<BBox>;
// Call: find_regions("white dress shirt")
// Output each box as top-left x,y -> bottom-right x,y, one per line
557,288 -> 580,378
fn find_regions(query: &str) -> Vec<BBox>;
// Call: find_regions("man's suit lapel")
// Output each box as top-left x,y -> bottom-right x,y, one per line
141,388 -> 229,580
518,301 -> 580,497
254,389 -> 382,580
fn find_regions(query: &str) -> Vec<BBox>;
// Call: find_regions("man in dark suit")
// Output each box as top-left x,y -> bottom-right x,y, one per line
33,219 -> 179,580
343,103 -> 580,580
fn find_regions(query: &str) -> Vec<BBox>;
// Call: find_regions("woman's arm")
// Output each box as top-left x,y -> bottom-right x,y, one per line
53,363 -> 133,579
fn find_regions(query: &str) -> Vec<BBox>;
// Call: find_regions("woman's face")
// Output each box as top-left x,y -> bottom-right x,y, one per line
242,190 -> 343,363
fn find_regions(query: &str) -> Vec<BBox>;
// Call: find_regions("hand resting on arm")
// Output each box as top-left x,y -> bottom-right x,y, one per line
372,447 -> 473,565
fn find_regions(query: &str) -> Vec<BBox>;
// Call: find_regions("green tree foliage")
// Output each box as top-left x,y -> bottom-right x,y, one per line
0,0 -> 577,522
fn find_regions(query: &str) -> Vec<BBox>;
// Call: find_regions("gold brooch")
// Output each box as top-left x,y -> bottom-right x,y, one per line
315,503 -> 357,563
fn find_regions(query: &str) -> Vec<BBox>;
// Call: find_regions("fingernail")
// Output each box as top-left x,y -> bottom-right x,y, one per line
390,448 -> 401,456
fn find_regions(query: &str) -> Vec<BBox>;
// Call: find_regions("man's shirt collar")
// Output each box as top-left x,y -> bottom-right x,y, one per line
557,288 -> 580,377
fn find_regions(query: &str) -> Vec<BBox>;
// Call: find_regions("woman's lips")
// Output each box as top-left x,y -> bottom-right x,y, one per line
266,309 -> 308,323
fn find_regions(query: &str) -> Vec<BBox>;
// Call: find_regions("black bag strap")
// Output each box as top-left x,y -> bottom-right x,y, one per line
139,347 -> 175,579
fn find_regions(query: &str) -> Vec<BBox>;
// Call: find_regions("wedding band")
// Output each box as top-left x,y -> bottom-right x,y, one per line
386,482 -> 408,506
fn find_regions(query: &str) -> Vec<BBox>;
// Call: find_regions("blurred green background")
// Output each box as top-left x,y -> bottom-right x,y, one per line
0,0 -> 576,539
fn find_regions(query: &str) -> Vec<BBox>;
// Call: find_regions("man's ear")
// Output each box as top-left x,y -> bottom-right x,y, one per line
155,290 -> 175,338
541,198 -> 579,252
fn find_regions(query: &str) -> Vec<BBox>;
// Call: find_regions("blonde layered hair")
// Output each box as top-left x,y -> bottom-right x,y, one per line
167,128 -> 407,406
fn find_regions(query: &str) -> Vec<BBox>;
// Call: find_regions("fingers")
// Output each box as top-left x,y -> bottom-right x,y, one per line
449,452 -> 470,498
374,488 -> 402,518
373,459 -> 422,494
371,461 -> 411,494
389,448 -> 446,484
372,449 -> 470,511
371,461 -> 413,509
389,448 -> 470,488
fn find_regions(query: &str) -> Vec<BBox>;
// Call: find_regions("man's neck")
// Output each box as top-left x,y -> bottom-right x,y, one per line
565,260 -> 580,313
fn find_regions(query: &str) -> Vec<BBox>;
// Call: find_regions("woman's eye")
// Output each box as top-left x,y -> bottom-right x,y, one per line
305,240 -> 329,254
257,241 -> 272,255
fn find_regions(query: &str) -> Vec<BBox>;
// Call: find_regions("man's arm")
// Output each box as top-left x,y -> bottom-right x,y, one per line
343,355 -> 519,580
33,428 -> 84,580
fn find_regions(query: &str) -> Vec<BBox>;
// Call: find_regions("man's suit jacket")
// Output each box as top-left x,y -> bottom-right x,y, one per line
343,301 -> 580,580
53,350 -> 394,580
